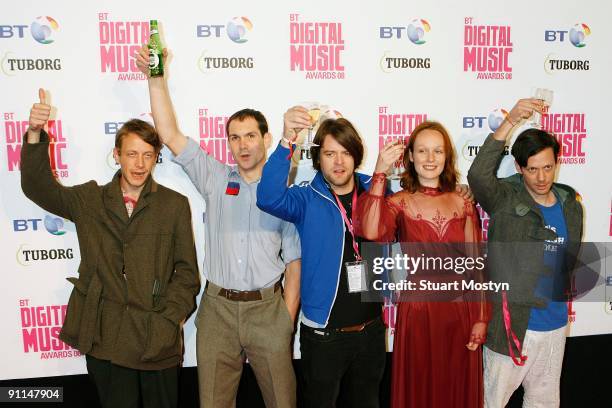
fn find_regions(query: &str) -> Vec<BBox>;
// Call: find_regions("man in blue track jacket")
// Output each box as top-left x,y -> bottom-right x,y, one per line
257,107 -> 386,408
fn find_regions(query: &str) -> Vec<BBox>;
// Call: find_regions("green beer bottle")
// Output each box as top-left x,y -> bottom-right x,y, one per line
148,20 -> 164,77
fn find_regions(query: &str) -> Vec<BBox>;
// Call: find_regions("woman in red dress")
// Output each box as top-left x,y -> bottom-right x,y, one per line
355,121 -> 489,408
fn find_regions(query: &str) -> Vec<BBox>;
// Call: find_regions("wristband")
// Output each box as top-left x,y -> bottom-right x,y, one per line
372,172 -> 387,183
282,137 -> 295,160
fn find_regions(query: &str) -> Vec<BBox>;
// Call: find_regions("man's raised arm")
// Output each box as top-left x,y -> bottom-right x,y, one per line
467,98 -> 543,213
135,45 -> 187,156
21,88 -> 80,221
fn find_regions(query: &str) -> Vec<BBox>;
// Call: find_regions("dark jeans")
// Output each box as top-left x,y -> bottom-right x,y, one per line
300,317 -> 387,408
86,354 -> 179,408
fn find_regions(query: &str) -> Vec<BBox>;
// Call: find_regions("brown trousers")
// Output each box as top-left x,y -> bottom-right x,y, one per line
195,282 -> 296,408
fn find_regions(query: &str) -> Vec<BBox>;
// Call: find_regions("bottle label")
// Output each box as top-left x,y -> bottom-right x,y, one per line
149,49 -> 160,69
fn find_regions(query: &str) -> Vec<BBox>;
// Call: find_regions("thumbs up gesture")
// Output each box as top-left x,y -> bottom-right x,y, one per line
28,88 -> 51,134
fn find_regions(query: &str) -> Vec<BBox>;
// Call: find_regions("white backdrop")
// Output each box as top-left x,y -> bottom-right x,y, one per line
1,0 -> 610,380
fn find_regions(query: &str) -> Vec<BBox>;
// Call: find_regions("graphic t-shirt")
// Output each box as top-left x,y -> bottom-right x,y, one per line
528,200 -> 568,331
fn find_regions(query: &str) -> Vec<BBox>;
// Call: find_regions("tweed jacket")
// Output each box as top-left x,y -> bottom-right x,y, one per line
21,130 -> 200,370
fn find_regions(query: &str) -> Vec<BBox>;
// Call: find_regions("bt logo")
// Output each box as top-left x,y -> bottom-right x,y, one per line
30,16 -> 59,44
463,108 -> 508,132
104,113 -> 153,135
197,17 -> 253,43
544,23 -> 591,48
0,16 -> 59,44
380,19 -> 431,44
13,215 -> 66,235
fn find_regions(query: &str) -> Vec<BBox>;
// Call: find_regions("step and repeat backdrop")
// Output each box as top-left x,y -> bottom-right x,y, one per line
1,0 -> 610,380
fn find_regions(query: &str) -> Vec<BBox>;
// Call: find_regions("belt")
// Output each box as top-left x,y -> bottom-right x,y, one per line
207,280 -> 282,302
335,317 -> 380,333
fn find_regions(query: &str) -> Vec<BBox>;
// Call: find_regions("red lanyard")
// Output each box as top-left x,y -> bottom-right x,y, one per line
332,188 -> 362,261
502,291 -> 528,366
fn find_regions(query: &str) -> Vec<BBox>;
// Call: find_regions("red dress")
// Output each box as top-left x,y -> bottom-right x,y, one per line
355,175 -> 488,408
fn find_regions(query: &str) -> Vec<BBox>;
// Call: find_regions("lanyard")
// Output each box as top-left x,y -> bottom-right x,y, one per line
332,188 -> 362,261
501,291 -> 528,366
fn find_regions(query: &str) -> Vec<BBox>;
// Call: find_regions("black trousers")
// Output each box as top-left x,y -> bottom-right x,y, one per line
86,354 -> 179,408
299,318 -> 387,408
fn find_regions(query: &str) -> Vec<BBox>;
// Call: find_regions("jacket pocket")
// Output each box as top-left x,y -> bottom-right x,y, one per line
61,275 -> 103,353
141,312 -> 180,362
60,277 -> 88,341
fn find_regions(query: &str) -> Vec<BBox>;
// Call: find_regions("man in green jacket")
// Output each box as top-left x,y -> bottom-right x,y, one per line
21,89 -> 200,408
467,98 -> 583,407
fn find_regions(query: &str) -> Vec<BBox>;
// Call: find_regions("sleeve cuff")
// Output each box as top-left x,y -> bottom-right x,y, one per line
372,173 -> 387,183
23,129 -> 50,147
172,137 -> 200,166
368,173 -> 387,197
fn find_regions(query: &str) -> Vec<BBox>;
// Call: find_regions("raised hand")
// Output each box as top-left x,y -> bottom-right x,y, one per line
492,98 -> 545,142
134,45 -> 168,77
374,140 -> 405,174
28,88 -> 51,136
506,98 -> 544,126
282,106 -> 311,145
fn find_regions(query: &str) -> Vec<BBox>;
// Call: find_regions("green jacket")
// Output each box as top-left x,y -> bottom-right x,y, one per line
467,134 -> 583,357
21,131 -> 200,370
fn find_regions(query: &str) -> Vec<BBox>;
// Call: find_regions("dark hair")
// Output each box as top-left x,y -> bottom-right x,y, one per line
511,129 -> 560,167
310,118 -> 364,171
115,119 -> 162,153
400,121 -> 458,193
226,108 -> 268,138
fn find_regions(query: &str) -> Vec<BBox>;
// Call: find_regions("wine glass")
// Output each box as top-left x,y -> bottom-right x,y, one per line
528,88 -> 553,129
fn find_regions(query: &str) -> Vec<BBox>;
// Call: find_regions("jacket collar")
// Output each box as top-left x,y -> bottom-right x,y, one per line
104,170 -> 158,222
310,171 -> 372,201
505,173 -> 573,217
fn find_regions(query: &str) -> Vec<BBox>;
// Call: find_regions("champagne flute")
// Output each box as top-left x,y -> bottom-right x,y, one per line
387,139 -> 406,180
528,88 -> 553,129
300,102 -> 321,148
